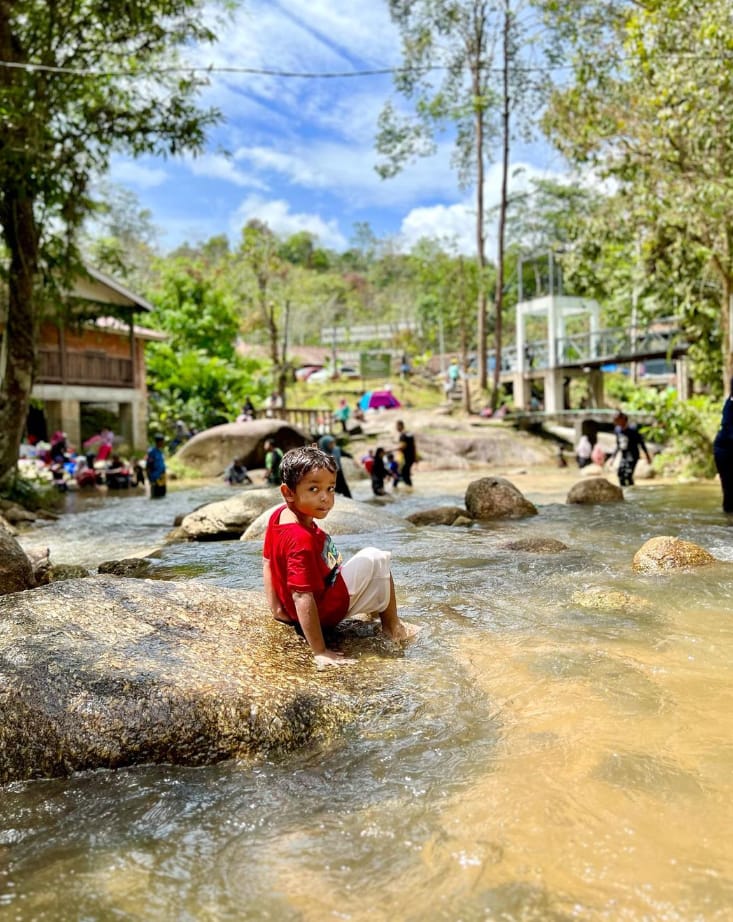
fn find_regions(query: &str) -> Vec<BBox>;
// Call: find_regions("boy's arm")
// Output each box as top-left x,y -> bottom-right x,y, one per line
292,590 -> 355,667
263,558 -> 286,620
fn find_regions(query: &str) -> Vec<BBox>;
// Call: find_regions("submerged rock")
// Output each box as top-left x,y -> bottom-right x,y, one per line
464,477 -> 538,520
406,506 -> 468,527
631,536 -> 717,572
501,537 -> 569,553
566,477 -> 624,505
98,558 -> 156,578
571,587 -> 654,612
50,564 -> 91,582
0,532 -> 35,596
0,577 -> 363,783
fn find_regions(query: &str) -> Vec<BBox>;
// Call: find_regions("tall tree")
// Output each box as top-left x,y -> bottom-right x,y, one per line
377,0 -> 495,392
377,0 -> 547,401
0,0 -> 219,485
235,221 -> 292,402
541,0 -> 733,389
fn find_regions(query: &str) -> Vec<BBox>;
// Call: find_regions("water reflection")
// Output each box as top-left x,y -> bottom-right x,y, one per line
5,475 -> 733,920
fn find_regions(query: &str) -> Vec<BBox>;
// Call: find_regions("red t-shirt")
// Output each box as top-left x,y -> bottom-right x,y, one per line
263,505 -> 350,627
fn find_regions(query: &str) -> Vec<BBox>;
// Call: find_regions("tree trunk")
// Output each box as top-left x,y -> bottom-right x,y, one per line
491,2 -> 511,407
0,191 -> 40,486
473,64 -> 488,394
722,275 -> 733,391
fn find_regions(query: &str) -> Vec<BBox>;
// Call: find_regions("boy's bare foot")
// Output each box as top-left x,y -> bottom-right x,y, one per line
381,620 -> 420,644
314,650 -> 357,668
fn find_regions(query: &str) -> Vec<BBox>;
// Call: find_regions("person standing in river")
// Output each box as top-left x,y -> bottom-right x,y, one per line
609,412 -> 652,487
393,420 -> 417,489
145,434 -> 167,498
714,377 -> 733,513
318,434 -> 352,498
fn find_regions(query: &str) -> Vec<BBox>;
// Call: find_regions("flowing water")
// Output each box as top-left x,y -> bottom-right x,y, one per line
5,472 -> 733,921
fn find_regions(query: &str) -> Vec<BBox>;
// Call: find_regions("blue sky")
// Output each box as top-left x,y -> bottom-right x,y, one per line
109,0 -> 569,255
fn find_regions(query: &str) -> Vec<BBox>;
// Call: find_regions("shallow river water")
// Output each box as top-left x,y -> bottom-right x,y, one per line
6,471 -> 733,921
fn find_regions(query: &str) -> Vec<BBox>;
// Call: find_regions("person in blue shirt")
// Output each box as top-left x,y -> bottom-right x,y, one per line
145,434 -> 167,498
714,378 -> 733,513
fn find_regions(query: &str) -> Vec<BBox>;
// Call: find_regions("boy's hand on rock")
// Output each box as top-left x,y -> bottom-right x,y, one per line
314,650 -> 357,668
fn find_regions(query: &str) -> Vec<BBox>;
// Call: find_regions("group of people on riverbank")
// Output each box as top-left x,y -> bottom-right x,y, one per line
19,428 -> 149,494
358,420 -> 417,496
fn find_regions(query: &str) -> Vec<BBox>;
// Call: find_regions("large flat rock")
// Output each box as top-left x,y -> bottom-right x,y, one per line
0,577 -> 364,783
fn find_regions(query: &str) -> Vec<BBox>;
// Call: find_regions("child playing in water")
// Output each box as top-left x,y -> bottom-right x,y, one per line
262,445 -> 414,667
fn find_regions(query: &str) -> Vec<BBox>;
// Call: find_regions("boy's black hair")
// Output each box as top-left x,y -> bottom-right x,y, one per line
280,445 -> 337,489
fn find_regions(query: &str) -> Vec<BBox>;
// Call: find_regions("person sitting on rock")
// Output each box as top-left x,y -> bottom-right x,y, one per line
262,445 -> 416,667
224,457 -> 253,486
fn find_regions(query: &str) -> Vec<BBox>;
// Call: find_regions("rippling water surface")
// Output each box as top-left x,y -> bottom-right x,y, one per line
6,474 -> 733,920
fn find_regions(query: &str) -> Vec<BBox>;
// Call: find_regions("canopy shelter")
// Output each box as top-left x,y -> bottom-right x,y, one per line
358,390 -> 401,411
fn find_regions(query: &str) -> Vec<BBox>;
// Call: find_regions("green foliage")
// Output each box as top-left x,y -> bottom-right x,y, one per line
605,375 -> 719,477
145,260 -> 268,434
0,472 -> 63,513
0,0 -> 221,483
541,0 -> 733,386
147,259 -> 240,360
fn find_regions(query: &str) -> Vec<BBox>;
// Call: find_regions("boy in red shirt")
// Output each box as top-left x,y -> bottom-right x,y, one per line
263,445 -> 414,667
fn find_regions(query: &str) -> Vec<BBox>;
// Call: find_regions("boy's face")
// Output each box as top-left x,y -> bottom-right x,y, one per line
281,467 -> 337,520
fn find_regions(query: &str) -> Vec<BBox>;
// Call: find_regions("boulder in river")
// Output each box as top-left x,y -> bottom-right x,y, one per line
242,495 -> 410,540
464,477 -> 538,520
179,488 -> 281,540
0,532 -> 35,596
0,577 -> 369,783
631,536 -> 717,572
175,420 -> 307,477
566,477 -> 624,505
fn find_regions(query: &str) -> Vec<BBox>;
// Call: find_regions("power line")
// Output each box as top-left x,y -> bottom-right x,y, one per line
0,59 -> 571,80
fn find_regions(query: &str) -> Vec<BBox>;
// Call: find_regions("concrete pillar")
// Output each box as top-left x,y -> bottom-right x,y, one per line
675,358 -> 690,400
547,296 -> 559,368
588,368 -> 605,408
516,305 -> 526,373
59,399 -> 81,448
544,368 -> 565,413
512,373 -> 532,410
119,398 -> 147,453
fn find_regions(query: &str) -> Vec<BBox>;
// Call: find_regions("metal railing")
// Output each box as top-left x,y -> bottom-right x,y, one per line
269,407 -> 333,434
487,319 -> 686,373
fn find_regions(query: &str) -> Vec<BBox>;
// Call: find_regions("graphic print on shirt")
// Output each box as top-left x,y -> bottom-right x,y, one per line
322,533 -> 343,587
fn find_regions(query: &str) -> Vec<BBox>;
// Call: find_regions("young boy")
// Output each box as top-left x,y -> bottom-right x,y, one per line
263,445 -> 414,667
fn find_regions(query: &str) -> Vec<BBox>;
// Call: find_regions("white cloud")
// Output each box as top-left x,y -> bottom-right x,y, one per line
234,137 -> 458,207
398,161 -> 573,255
229,195 -> 348,250
185,152 -> 269,190
109,160 -> 168,189
399,202 -> 476,254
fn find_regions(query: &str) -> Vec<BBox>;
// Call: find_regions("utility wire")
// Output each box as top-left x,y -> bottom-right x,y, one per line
0,59 -> 572,79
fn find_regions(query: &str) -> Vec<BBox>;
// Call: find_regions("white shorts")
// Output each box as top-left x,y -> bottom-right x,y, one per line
341,547 -> 392,616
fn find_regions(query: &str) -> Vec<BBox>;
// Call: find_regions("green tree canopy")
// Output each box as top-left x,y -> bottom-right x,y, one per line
0,0 -> 220,484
